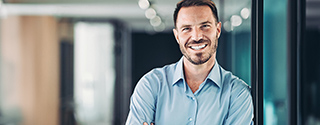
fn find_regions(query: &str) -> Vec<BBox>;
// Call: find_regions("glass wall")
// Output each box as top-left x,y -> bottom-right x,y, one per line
301,0 -> 320,124
302,27 -> 320,125
263,0 -> 288,124
217,0 -> 251,86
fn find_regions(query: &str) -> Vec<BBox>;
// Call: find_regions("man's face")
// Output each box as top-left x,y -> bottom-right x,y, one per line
173,5 -> 221,65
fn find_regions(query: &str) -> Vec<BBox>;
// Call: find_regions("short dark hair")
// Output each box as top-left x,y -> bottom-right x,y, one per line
173,0 -> 219,28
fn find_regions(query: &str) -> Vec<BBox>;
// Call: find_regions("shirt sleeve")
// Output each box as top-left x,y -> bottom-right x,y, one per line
125,71 -> 159,125
224,81 -> 254,125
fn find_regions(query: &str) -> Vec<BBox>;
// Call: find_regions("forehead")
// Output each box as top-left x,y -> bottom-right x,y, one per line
176,6 -> 215,27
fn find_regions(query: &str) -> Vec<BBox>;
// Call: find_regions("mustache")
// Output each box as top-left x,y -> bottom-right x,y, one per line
187,39 -> 209,45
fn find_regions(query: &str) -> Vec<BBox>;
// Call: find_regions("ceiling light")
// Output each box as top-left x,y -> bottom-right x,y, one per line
240,8 -> 250,19
230,15 -> 242,27
145,8 -> 156,19
154,23 -> 165,32
138,0 -> 150,9
150,16 -> 161,27
223,21 -> 232,32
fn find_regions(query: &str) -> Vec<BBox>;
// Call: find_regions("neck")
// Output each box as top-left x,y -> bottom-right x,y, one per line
183,55 -> 216,93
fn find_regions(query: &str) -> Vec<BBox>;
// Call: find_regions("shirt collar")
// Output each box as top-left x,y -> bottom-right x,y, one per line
207,60 -> 221,88
172,57 -> 221,88
172,57 -> 184,86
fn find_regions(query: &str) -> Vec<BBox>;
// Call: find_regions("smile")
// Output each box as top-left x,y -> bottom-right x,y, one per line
190,44 -> 207,50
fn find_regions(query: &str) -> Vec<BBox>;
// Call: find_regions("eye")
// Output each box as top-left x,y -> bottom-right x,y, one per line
182,27 -> 191,32
201,24 -> 211,29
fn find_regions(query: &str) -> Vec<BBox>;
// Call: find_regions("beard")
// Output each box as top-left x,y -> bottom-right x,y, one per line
179,38 -> 218,65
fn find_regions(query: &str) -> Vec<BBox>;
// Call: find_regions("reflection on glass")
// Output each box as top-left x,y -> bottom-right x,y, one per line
74,22 -> 115,125
263,0 -> 288,124
218,0 -> 251,85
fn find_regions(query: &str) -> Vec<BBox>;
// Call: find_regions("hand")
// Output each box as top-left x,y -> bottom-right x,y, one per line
143,122 -> 154,125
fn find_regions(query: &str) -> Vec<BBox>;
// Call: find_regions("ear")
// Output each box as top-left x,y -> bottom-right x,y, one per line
173,28 -> 180,44
216,22 -> 222,38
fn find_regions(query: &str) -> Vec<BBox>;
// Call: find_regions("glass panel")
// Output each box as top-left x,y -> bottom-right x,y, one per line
74,22 -> 115,125
302,0 -> 320,124
263,0 -> 288,124
217,0 -> 251,85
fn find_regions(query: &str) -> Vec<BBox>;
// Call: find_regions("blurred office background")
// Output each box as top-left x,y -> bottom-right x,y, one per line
0,0 -> 319,125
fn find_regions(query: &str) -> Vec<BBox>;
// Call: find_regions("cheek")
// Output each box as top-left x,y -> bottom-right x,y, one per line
201,29 -> 215,38
179,33 -> 188,39
178,34 -> 189,43
208,31 -> 218,39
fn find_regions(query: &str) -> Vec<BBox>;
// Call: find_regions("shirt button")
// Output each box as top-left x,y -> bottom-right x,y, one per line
192,97 -> 195,100
188,118 -> 193,121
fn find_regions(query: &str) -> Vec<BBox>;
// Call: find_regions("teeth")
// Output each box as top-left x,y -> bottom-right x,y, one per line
190,44 -> 206,50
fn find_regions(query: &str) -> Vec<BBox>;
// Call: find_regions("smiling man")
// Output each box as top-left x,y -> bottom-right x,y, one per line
126,0 -> 254,124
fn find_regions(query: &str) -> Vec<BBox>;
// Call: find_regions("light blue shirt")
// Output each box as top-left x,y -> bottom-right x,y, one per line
126,57 -> 253,125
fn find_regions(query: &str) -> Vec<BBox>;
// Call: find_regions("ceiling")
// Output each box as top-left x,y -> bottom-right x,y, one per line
2,0 -> 317,32
1,0 -> 180,32
0,0 -> 254,32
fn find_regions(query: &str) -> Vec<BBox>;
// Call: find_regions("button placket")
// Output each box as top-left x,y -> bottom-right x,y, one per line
185,87 -> 197,125
187,96 -> 197,124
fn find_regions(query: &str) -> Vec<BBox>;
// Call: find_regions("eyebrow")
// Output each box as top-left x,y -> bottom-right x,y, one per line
200,21 -> 213,25
179,21 -> 213,29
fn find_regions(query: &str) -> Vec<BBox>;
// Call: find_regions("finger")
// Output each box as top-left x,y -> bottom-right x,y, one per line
143,122 -> 148,125
151,123 -> 154,125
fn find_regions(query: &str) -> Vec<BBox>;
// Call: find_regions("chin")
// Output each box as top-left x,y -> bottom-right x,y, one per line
188,55 -> 211,65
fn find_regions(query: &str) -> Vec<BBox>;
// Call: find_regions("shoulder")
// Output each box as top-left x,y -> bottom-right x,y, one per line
142,63 -> 176,83
135,62 -> 176,93
219,67 -> 252,112
220,67 -> 251,96
219,68 -> 253,124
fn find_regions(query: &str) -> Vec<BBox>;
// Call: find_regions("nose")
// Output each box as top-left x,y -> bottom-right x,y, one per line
191,28 -> 203,41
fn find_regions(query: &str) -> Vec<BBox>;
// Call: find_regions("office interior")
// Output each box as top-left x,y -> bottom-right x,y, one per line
0,0 -> 319,125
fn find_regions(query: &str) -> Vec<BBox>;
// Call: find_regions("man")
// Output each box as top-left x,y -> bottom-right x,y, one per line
126,0 -> 254,124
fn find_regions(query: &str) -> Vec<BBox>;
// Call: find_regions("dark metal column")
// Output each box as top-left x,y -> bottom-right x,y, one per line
287,0 -> 305,124
251,0 -> 263,124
